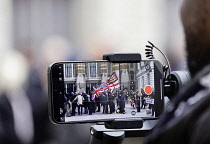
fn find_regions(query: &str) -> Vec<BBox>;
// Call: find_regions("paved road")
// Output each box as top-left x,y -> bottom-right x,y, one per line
65,103 -> 154,122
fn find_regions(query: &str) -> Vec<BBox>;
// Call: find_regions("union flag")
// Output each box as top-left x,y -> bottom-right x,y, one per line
92,72 -> 120,100
91,86 -> 103,100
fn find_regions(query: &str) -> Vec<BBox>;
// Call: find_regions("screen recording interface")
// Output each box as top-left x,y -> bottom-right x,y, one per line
51,60 -> 163,123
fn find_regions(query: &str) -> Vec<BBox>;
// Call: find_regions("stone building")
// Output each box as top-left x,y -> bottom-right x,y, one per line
136,61 -> 155,94
63,62 -> 138,94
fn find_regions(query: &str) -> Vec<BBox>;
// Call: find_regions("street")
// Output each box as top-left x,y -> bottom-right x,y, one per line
65,102 -> 154,122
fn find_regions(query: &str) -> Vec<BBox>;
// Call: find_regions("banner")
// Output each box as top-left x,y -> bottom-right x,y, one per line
146,98 -> 154,104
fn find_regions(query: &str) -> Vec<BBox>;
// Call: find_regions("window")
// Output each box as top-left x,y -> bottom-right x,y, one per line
65,63 -> 73,77
130,63 -> 134,68
90,63 -> 97,77
130,71 -> 134,80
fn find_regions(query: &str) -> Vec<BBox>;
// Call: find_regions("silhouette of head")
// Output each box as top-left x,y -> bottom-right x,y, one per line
181,0 -> 210,77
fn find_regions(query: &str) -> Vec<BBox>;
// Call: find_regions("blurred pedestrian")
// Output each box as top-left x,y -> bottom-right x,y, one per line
0,50 -> 34,144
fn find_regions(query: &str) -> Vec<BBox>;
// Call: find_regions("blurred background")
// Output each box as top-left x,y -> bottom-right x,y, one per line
0,0 -> 186,144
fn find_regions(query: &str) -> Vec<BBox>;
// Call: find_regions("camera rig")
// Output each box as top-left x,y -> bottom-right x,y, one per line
89,42 -> 190,144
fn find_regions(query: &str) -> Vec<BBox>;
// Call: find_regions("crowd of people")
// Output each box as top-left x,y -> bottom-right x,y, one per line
63,89 -> 155,117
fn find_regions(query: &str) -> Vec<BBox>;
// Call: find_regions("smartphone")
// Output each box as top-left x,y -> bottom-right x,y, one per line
48,60 -> 164,124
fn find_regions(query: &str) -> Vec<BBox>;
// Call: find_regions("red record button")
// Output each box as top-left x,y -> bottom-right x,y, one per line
144,85 -> 153,95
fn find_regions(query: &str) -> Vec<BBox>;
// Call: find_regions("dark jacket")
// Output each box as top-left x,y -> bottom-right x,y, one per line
119,92 -> 125,108
144,65 -> 210,144
0,94 -> 21,144
100,93 -> 108,106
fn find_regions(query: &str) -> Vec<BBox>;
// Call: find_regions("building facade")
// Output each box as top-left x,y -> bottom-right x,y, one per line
136,61 -> 155,94
63,61 -> 154,95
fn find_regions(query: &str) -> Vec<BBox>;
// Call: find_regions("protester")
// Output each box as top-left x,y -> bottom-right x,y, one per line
141,88 -> 147,109
135,90 -> 141,112
73,93 -> 84,115
108,91 -> 115,114
100,92 -> 108,114
118,90 -> 126,114
82,92 -> 88,114
70,92 -> 77,116
115,91 -> 120,107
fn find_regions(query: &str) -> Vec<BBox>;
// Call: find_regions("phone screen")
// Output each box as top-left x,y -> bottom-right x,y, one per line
48,60 -> 163,123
